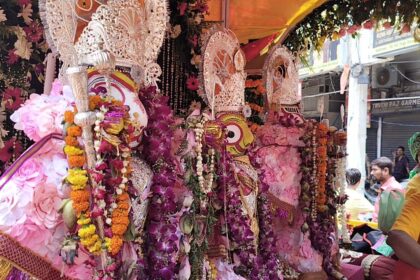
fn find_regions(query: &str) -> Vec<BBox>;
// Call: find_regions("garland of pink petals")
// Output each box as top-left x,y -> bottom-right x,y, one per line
137,86 -> 181,279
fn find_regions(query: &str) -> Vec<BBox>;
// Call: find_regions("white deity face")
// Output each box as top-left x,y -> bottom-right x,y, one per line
87,69 -> 148,147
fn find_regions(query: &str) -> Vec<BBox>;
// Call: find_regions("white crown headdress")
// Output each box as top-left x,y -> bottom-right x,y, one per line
200,26 -> 246,117
262,44 -> 300,106
40,0 -> 168,86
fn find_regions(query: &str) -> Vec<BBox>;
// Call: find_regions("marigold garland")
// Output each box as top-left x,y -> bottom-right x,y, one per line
67,126 -> 82,137
65,136 -> 79,147
88,93 -> 134,259
63,109 -> 101,255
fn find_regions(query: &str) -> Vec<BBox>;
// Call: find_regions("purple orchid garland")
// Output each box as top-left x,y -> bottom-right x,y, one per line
216,148 -> 257,276
137,86 -> 180,279
215,145 -> 282,279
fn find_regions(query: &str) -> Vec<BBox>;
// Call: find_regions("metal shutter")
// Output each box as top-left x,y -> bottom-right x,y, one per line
380,112 -> 420,169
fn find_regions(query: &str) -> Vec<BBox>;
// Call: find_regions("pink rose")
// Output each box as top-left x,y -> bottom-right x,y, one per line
29,183 -> 62,229
10,93 -> 70,141
13,158 -> 45,188
9,221 -> 52,257
0,182 -> 33,231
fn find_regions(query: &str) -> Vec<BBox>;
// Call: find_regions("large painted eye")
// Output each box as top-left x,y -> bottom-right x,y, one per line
226,124 -> 242,144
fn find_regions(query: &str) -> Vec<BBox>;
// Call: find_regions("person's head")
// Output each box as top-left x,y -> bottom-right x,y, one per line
396,146 -> 405,157
371,157 -> 393,183
346,168 -> 361,188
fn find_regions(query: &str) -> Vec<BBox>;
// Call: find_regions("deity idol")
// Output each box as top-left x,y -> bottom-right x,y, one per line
254,45 -> 324,277
197,26 -> 261,277
0,0 -> 168,279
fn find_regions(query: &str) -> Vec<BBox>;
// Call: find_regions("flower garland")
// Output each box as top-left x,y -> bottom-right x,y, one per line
315,123 -> 328,215
300,122 -> 348,276
89,95 -> 133,260
245,78 -> 266,132
213,146 -> 264,278
284,0 -> 419,53
298,120 -> 315,233
0,0 -> 48,173
63,110 -> 101,255
138,86 -> 181,279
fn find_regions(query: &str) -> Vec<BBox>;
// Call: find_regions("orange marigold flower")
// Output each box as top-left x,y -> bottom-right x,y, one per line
68,155 -> 86,168
89,95 -> 102,111
112,224 -> 128,235
257,85 -> 266,94
65,136 -> 79,147
113,216 -> 130,227
317,195 -> 327,205
110,236 -> 123,256
117,201 -> 130,210
67,126 -> 82,137
112,209 -> 129,218
71,190 -> 90,203
112,100 -> 124,107
64,111 -> 75,123
116,192 -> 130,202
73,201 -> 90,214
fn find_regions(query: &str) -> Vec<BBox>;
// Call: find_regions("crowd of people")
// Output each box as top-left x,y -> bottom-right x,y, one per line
343,132 -> 420,279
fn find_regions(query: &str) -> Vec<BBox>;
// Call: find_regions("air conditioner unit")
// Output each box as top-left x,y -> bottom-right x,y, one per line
371,65 -> 399,89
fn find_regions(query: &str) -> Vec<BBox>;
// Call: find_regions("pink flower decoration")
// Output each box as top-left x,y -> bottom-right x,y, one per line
3,87 -> 23,110
10,93 -> 70,141
186,75 -> 199,91
0,182 -> 33,232
29,183 -> 62,229
6,49 -> 19,65
9,222 -> 52,258
12,158 -> 45,188
23,21 -> 43,42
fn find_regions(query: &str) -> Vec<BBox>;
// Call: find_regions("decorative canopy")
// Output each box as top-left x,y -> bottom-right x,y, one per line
207,0 -> 326,43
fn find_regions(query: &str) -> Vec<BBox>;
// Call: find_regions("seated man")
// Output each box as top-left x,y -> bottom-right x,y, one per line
370,157 -> 404,224
345,168 -> 374,221
388,173 -> 420,279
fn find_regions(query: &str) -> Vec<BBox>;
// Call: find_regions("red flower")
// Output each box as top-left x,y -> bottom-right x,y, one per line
186,75 -> 199,91
347,25 -> 360,35
0,138 -> 23,163
23,21 -> 43,43
189,34 -> 198,48
6,50 -> 19,65
338,28 -> 347,38
401,23 -> 411,34
17,0 -> 31,7
3,88 -> 23,110
363,20 -> 374,30
383,22 -> 392,29
178,2 -> 188,16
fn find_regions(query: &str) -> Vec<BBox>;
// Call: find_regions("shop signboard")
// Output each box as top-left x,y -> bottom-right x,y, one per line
371,98 -> 420,115
372,26 -> 420,57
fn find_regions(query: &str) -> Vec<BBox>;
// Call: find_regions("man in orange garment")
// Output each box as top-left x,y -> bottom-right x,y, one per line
388,173 -> 420,279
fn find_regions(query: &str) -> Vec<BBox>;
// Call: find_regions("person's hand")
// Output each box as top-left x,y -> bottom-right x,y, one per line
299,271 -> 328,280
